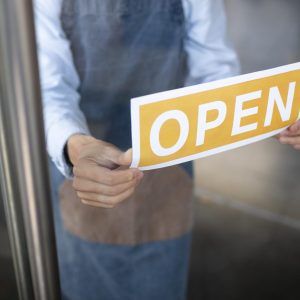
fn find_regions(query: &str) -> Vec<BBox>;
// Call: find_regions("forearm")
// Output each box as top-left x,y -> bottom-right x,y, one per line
34,0 -> 91,176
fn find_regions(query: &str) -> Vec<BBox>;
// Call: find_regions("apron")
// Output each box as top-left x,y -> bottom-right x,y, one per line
50,1 -> 194,299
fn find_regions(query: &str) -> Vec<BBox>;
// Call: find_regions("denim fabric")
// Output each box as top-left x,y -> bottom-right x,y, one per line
60,0 -> 187,149
50,161 -> 192,300
52,0 -> 193,299
60,0 -> 193,174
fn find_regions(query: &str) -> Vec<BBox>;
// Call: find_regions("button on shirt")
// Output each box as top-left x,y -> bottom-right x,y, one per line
34,0 -> 240,177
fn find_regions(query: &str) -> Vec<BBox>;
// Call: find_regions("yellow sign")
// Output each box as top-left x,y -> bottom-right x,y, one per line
130,63 -> 300,170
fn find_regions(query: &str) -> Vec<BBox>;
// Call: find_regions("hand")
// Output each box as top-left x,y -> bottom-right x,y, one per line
278,120 -> 300,150
67,134 -> 143,208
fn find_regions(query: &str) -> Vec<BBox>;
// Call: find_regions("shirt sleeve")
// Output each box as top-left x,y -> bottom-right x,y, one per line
182,0 -> 240,86
33,0 -> 90,177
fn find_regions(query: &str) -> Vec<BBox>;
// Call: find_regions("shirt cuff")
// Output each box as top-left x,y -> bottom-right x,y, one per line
46,117 -> 90,178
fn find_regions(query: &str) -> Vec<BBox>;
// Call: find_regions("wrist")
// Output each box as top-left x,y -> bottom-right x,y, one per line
67,134 -> 95,165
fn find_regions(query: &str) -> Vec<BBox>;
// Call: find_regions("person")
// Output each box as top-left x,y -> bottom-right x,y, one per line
34,0 -> 240,299
279,121 -> 300,149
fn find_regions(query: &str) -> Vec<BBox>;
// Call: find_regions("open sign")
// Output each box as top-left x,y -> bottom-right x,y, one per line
131,63 -> 300,170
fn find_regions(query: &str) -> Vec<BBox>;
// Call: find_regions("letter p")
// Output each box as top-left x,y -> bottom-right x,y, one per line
196,101 -> 227,146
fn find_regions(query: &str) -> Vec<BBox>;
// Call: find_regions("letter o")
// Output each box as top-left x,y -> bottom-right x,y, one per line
150,110 -> 189,157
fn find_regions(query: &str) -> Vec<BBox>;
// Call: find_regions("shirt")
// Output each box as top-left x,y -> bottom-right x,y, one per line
34,0 -> 240,177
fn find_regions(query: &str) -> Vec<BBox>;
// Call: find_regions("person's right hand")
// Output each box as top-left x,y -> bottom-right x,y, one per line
67,134 -> 143,208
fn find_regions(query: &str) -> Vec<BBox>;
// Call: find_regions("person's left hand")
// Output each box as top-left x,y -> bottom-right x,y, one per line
278,120 -> 300,150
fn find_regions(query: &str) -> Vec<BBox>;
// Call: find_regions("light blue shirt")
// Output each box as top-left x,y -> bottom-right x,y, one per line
34,0 -> 240,177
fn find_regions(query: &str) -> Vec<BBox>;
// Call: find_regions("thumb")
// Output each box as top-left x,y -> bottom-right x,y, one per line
118,149 -> 132,166
100,144 -> 131,167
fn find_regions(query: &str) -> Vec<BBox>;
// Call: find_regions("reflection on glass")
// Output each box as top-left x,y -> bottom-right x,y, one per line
33,0 -> 300,299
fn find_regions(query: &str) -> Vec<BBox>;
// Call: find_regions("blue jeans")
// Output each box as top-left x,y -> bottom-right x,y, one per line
49,161 -> 192,300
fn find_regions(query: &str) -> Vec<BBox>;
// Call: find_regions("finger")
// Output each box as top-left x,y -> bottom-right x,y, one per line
279,129 -> 289,137
279,136 -> 300,145
280,122 -> 300,137
81,199 -> 114,208
289,120 -> 300,133
73,177 -> 138,196
280,129 -> 300,137
118,149 -> 132,166
108,187 -> 136,205
77,187 -> 135,205
293,144 -> 300,150
74,164 -> 141,185
101,145 -> 131,167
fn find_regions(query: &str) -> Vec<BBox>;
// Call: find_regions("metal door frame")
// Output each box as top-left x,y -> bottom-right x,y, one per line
0,0 -> 61,299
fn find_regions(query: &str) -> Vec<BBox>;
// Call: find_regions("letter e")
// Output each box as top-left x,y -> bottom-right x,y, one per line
232,91 -> 261,136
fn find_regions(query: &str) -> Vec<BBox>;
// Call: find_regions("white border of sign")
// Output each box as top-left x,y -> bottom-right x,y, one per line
131,62 -> 300,170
